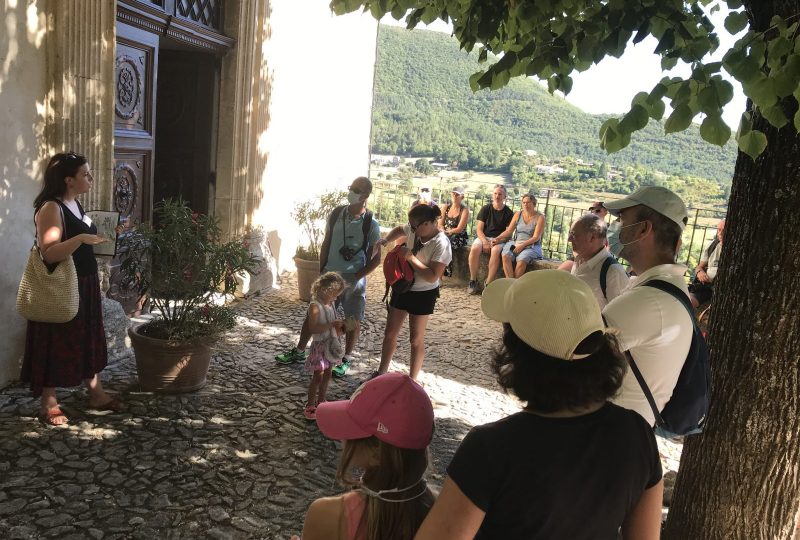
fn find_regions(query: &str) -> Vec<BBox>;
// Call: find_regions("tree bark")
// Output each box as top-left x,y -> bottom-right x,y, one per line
665,2 -> 800,537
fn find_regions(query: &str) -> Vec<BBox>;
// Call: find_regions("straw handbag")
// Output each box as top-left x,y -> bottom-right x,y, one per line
16,206 -> 79,323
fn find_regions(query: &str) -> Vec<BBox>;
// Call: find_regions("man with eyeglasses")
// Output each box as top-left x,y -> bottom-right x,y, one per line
276,177 -> 381,378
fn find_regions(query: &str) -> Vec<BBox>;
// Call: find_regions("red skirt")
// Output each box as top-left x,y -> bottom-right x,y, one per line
21,273 -> 109,397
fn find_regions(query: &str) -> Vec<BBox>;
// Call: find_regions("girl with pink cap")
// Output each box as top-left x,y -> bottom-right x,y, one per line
295,372 -> 435,539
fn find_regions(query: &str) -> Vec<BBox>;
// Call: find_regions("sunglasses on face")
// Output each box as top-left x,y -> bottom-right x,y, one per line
410,221 -> 429,232
349,187 -> 366,195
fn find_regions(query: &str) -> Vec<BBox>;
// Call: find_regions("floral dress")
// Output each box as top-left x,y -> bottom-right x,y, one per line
443,204 -> 468,276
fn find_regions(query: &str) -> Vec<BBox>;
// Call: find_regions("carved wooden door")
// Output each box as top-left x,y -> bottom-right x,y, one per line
109,22 -> 159,312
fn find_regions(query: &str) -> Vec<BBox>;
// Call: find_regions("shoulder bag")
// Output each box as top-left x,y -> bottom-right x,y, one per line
16,203 -> 79,323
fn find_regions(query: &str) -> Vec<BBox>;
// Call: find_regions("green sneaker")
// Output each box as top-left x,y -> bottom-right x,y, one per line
332,359 -> 351,378
275,348 -> 306,364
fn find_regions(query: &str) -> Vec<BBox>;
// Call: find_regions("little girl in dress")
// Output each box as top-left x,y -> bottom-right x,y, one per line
303,272 -> 346,420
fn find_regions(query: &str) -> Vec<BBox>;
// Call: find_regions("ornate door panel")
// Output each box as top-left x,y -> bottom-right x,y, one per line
111,21 -> 158,313
114,22 -> 157,224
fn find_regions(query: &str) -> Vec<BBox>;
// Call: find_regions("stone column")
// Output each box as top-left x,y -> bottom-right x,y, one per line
45,0 -> 116,211
215,0 -> 271,237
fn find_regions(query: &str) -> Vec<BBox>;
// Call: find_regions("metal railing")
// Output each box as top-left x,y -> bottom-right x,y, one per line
370,186 -> 726,276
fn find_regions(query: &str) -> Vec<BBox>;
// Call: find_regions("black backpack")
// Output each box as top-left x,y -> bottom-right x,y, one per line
599,255 -> 621,301
624,279 -> 711,438
322,205 -> 374,262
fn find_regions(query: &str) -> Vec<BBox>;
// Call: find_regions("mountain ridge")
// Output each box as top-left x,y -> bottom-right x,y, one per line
373,24 -> 737,183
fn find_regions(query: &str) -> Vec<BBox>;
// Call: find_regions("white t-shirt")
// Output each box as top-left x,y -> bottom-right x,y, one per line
700,241 -> 722,281
602,264 -> 693,426
571,248 -> 629,309
403,225 -> 452,292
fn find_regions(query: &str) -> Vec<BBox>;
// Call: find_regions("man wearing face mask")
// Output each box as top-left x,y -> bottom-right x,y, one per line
601,186 -> 694,427
276,177 -> 381,377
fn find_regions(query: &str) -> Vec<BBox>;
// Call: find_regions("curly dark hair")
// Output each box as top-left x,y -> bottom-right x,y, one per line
491,324 -> 627,413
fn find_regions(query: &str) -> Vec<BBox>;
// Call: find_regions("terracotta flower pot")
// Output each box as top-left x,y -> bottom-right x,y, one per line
294,256 -> 320,302
128,325 -> 212,393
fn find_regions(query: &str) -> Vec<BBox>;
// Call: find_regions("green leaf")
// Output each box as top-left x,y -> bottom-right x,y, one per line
661,56 -> 678,70
760,103 -> 788,129
664,104 -> 694,134
748,77 -> 778,108
736,111 -> 753,138
654,29 -> 675,54
618,104 -> 650,133
491,69 -> 511,90
737,129 -> 768,159
794,109 -> 800,132
560,75 -> 573,95
599,118 -> 631,153
697,86 -> 722,114
700,115 -> 732,146
724,11 -> 749,34
469,71 -> 482,92
711,78 -> 735,105
768,36 -> 792,65
726,0 -> 743,7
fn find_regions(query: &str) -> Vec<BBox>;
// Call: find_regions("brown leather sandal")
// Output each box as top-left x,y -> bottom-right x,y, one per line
39,406 -> 69,426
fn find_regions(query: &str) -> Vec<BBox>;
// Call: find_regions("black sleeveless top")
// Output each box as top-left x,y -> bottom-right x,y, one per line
53,200 -> 98,276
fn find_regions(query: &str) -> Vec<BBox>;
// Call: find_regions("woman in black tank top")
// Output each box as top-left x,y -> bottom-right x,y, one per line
22,152 -> 125,426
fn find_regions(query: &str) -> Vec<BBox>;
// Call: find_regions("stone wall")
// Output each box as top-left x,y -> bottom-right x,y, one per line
0,0 -> 49,387
448,246 -> 562,285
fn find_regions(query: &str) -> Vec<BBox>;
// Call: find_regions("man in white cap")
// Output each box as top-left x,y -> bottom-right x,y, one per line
602,186 -> 694,427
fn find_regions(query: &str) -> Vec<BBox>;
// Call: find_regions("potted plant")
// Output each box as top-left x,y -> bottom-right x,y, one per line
118,199 -> 257,393
291,190 -> 345,301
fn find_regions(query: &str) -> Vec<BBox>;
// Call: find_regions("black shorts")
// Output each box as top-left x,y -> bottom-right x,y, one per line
389,287 -> 440,316
688,279 -> 714,305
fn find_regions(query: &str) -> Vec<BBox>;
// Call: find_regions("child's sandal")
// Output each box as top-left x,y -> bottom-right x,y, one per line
303,405 -> 317,421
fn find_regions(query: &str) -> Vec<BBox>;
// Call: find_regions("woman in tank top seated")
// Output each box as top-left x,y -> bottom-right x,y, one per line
500,193 -> 545,278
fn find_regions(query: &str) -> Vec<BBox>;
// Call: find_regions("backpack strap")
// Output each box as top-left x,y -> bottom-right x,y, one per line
359,210 -> 373,257
603,311 -> 665,428
643,279 -> 695,320
599,255 -> 616,301
322,205 -> 346,263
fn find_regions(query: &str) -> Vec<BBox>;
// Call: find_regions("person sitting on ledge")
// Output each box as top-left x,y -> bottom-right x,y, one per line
500,193 -> 545,278
415,271 -> 663,539
467,184 -> 514,294
688,218 -> 725,308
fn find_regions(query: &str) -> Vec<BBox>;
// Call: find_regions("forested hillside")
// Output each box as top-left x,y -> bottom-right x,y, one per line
373,25 -> 737,183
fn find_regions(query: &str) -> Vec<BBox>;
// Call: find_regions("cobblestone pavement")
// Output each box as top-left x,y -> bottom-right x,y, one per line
0,273 -> 682,539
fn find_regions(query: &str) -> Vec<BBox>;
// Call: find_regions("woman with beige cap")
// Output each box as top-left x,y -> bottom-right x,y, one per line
415,271 -> 663,539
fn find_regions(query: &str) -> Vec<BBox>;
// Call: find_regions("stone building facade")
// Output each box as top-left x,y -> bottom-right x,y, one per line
0,0 -> 378,387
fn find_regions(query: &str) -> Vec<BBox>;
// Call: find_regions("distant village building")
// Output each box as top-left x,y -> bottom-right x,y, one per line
431,162 -> 450,171
535,165 -> 567,175
525,149 -> 538,156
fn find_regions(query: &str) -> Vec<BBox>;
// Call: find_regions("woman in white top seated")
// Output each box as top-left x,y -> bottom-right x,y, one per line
375,204 -> 452,380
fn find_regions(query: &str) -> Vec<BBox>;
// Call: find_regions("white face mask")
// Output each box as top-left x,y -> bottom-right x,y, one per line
347,190 -> 362,205
606,220 -> 645,259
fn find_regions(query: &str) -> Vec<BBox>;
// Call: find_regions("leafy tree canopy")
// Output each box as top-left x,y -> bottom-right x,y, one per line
332,0 -> 800,159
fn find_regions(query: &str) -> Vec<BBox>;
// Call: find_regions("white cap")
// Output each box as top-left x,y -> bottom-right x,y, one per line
603,186 -> 688,230
481,271 -> 605,360
451,186 -> 465,196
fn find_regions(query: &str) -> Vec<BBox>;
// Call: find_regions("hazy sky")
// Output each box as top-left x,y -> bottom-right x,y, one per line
381,9 -> 746,128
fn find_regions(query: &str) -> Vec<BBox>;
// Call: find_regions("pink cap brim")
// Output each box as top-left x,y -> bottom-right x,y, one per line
315,400 -> 371,441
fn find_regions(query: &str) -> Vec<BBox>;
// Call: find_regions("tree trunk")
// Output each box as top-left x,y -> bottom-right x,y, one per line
665,2 -> 800,537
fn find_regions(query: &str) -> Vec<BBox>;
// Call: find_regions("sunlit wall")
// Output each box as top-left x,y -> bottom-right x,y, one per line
252,2 -> 378,271
0,0 -> 48,386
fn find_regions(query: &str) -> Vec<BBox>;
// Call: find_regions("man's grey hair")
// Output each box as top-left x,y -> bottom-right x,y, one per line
576,213 -> 608,238
494,184 -> 507,194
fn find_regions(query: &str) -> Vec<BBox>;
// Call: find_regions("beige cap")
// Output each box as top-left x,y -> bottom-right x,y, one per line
481,271 -> 604,360
603,186 -> 688,230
